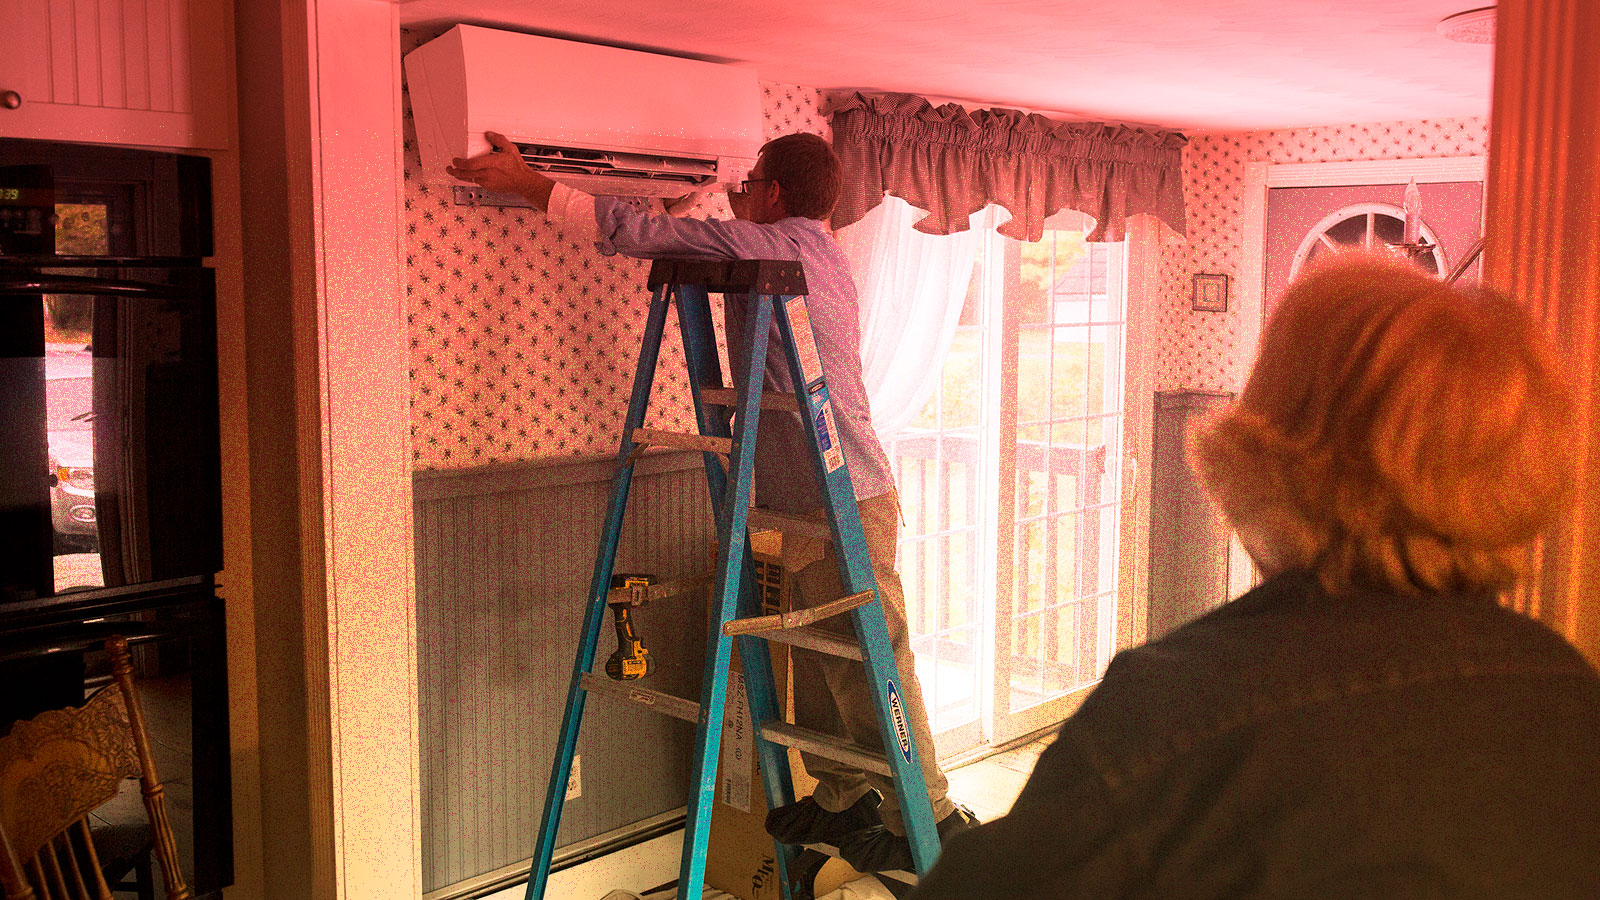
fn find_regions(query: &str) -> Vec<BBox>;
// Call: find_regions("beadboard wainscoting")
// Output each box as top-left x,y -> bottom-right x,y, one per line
415,451 -> 718,896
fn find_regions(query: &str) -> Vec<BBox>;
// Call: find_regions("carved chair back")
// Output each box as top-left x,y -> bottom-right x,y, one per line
0,636 -> 190,900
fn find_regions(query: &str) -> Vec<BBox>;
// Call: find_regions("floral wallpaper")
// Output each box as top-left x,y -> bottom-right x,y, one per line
1154,116 -> 1489,392
403,27 -> 829,471
403,25 -> 1488,468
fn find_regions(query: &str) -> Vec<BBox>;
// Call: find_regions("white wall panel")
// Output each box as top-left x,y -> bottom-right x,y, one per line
414,454 -> 715,894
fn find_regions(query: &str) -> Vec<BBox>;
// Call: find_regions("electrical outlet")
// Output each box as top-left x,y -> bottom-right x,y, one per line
565,755 -> 581,801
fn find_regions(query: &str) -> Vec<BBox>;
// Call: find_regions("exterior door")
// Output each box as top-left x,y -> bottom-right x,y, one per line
1264,180 -> 1485,320
886,211 -> 1149,755
990,228 -> 1138,744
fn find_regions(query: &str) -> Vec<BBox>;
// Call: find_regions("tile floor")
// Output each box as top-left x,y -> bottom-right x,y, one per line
945,732 -> 1056,824
481,729 -> 1060,900
127,659 -> 1052,900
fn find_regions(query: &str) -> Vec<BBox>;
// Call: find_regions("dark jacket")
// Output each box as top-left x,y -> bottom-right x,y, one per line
913,571 -> 1600,899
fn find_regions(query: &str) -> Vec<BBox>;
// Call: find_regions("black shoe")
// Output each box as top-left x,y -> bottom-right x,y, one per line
837,803 -> 979,873
765,790 -> 884,845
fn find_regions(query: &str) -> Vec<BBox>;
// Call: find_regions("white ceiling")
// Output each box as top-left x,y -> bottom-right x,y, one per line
395,0 -> 1497,133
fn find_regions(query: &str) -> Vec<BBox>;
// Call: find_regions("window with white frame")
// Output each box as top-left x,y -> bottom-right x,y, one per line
864,208 -> 1139,756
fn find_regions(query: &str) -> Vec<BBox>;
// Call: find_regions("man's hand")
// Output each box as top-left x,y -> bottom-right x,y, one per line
446,131 -> 555,211
663,192 -> 704,218
727,188 -> 752,222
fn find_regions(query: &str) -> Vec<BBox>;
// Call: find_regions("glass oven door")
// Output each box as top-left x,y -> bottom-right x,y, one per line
0,264 -> 220,605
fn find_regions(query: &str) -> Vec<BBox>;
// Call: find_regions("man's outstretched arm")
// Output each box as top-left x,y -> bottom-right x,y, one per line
446,131 -> 699,216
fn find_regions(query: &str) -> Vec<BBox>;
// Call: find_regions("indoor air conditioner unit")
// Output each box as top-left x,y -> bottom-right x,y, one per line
404,25 -> 763,197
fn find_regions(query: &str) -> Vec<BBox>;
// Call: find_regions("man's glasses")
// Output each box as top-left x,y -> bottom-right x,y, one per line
736,177 -> 773,194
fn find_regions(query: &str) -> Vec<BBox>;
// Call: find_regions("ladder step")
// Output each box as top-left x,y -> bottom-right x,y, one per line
607,574 -> 712,607
700,386 -> 800,413
759,722 -> 892,777
631,427 -> 733,456
746,625 -> 863,660
747,507 -> 833,542
578,672 -> 701,724
724,589 -> 874,638
647,258 -> 808,295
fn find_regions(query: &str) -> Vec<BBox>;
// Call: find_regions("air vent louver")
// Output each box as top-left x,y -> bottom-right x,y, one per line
519,144 -> 719,187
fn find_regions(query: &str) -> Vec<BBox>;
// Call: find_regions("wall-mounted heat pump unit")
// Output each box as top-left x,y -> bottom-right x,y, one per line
404,25 -> 763,197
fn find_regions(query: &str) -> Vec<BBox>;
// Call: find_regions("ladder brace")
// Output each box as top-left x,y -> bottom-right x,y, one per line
724,589 -> 875,636
746,508 -> 833,542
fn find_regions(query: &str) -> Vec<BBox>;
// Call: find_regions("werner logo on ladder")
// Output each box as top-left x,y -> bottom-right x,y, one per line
447,130 -> 975,900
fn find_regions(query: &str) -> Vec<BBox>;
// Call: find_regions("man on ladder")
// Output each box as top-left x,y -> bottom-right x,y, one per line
449,130 -> 976,874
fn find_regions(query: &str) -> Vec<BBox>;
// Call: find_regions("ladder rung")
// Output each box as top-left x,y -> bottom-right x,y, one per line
746,625 -> 863,660
747,507 -> 833,542
724,589 -> 874,637
607,574 -> 712,607
759,721 -> 892,776
630,427 -> 733,456
700,387 -> 801,413
578,672 -> 701,723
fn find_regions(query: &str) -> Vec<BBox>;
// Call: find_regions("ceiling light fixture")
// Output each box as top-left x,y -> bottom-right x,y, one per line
1437,6 -> 1496,44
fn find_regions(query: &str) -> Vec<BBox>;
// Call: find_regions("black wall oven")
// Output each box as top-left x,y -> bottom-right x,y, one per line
0,139 -> 231,897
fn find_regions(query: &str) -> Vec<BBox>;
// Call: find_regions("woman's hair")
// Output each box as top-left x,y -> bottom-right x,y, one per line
758,133 -> 842,221
1190,252 -> 1575,597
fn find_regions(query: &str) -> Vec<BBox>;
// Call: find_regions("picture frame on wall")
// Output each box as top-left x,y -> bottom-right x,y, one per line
1192,273 -> 1230,312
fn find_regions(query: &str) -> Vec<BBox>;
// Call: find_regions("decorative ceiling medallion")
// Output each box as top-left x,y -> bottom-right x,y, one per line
1437,6 -> 1495,44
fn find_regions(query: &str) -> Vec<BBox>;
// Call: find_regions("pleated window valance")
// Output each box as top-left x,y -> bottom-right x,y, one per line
827,91 -> 1188,243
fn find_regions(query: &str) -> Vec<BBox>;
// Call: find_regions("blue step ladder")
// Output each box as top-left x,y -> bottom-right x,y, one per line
523,258 -> 942,900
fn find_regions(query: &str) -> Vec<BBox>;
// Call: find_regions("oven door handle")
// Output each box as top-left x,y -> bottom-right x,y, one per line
0,276 -> 165,296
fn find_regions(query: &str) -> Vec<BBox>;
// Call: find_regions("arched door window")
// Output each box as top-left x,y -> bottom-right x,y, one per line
1290,202 -> 1446,278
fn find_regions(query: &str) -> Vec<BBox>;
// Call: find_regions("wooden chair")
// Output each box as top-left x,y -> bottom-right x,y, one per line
0,636 -> 190,900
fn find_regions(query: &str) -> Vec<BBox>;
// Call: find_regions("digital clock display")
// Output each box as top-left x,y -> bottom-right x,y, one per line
0,187 -> 19,202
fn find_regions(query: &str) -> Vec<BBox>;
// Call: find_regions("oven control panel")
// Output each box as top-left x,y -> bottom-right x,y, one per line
0,166 -> 54,256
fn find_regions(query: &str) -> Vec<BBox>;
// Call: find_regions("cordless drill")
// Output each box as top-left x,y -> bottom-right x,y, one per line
605,573 -> 655,680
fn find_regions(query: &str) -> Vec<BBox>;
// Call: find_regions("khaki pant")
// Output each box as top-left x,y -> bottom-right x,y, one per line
788,491 -> 954,835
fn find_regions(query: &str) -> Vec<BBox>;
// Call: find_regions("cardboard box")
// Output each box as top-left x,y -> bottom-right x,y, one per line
704,532 -> 866,900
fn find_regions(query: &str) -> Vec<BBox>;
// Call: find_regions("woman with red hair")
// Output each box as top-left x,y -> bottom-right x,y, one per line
914,253 -> 1600,899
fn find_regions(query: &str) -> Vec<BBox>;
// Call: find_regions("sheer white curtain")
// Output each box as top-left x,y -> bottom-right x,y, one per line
837,196 -> 990,437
